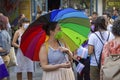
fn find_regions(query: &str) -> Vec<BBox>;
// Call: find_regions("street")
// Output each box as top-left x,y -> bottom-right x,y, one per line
8,62 -> 43,80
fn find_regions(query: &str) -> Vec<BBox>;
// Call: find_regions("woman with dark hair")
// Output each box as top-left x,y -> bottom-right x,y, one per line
12,18 -> 34,80
88,16 -> 114,80
39,22 -> 75,80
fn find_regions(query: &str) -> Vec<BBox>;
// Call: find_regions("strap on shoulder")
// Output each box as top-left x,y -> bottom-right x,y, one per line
57,40 -> 65,47
94,32 -> 110,45
107,32 -> 110,41
94,33 -> 104,45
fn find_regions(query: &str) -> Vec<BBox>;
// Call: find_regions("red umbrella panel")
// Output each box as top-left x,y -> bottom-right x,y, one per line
20,24 -> 46,61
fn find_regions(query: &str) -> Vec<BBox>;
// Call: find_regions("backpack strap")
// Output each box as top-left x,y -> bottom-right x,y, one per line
57,40 -> 62,47
94,32 -> 110,69
57,40 -> 66,47
107,32 -> 110,41
94,32 -> 110,45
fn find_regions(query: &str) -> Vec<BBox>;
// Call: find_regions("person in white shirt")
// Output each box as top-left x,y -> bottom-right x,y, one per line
88,16 -> 114,80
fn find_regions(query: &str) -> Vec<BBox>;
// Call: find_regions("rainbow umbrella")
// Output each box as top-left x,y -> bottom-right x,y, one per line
20,8 -> 90,61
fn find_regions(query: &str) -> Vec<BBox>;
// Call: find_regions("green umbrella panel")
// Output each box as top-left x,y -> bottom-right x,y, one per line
59,17 -> 90,28
60,23 -> 90,52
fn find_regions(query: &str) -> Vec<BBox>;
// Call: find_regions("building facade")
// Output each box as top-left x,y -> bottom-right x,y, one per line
0,0 -> 120,23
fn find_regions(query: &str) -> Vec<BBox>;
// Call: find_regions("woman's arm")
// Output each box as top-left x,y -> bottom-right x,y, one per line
12,30 -> 20,48
39,44 -> 71,72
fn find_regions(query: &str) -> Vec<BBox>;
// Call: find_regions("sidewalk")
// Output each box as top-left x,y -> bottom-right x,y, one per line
8,62 -> 43,80
8,62 -> 77,80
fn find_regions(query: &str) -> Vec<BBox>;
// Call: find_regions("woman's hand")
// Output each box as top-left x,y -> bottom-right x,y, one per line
74,55 -> 81,60
59,47 -> 73,63
59,47 -> 70,54
59,61 -> 71,68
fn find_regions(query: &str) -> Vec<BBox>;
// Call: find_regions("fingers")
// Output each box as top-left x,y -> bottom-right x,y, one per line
59,47 -> 69,53
64,61 -> 71,68
60,61 -> 71,68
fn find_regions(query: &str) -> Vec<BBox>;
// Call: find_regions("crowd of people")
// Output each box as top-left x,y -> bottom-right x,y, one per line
0,8 -> 120,80
0,13 -> 34,80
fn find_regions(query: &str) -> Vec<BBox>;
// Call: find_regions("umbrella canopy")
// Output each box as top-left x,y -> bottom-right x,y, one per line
55,9 -> 90,51
20,8 -> 90,61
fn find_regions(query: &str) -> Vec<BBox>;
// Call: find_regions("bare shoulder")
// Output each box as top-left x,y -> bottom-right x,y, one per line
41,43 -> 46,49
39,42 -> 48,61
40,43 -> 47,54
15,29 -> 21,35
